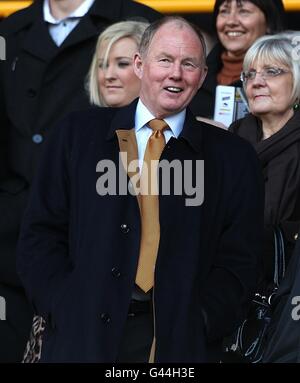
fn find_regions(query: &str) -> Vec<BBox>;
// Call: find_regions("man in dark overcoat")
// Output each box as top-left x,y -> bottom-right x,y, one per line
17,16 -> 264,362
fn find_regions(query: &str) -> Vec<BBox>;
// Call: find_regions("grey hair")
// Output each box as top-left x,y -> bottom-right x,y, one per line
138,16 -> 207,66
86,20 -> 149,106
243,33 -> 300,104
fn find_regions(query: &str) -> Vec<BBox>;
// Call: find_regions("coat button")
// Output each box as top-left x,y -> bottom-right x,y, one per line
32,134 -> 43,144
27,88 -> 37,97
120,223 -> 130,233
294,233 -> 299,241
100,313 -> 111,324
111,267 -> 121,278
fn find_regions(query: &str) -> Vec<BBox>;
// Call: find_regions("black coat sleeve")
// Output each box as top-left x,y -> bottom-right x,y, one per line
0,50 -> 30,287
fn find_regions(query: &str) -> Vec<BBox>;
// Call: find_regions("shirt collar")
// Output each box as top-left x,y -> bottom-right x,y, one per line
135,99 -> 186,138
43,0 -> 95,23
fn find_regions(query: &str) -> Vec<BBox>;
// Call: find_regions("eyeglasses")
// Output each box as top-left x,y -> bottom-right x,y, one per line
240,67 -> 290,83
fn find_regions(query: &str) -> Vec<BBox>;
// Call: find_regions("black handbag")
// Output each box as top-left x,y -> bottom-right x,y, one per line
222,227 -> 285,363
262,233 -> 300,362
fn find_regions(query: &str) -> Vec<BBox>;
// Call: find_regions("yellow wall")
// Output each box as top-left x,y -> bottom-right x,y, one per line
0,0 -> 300,18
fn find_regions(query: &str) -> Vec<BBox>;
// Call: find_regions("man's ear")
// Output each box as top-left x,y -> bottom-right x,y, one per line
134,53 -> 143,79
198,66 -> 208,90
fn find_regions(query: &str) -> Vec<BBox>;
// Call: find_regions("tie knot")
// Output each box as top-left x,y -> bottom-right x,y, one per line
148,119 -> 168,132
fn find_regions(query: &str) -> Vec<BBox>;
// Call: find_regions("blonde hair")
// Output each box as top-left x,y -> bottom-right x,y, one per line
86,20 -> 149,106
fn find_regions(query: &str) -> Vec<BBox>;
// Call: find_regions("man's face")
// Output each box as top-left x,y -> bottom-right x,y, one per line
134,22 -> 207,118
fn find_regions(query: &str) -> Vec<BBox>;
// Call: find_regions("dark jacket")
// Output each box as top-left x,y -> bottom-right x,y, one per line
189,43 -> 242,118
0,0 -> 161,362
0,0 -> 160,184
17,101 -> 264,362
230,112 -> 300,291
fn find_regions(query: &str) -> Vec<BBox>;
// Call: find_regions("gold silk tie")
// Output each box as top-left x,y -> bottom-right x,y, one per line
135,119 -> 168,292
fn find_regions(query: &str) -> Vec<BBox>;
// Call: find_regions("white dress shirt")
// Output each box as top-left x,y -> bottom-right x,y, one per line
43,0 -> 95,46
134,99 -> 186,173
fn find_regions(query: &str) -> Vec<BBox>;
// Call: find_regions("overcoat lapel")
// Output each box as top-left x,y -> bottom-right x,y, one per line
115,129 -> 141,208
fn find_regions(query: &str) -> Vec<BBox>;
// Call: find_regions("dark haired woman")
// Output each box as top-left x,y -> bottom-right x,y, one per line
189,0 -> 286,119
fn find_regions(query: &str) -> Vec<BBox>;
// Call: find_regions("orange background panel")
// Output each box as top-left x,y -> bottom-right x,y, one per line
0,0 -> 299,18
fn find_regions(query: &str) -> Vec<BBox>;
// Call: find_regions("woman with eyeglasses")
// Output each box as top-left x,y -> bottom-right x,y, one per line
189,0 -> 286,120
229,33 -> 300,327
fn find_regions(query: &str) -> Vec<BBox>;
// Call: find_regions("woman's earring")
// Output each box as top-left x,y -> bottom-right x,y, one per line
293,102 -> 300,111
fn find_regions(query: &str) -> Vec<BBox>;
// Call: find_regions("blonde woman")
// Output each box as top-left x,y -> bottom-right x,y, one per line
87,20 -> 149,107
